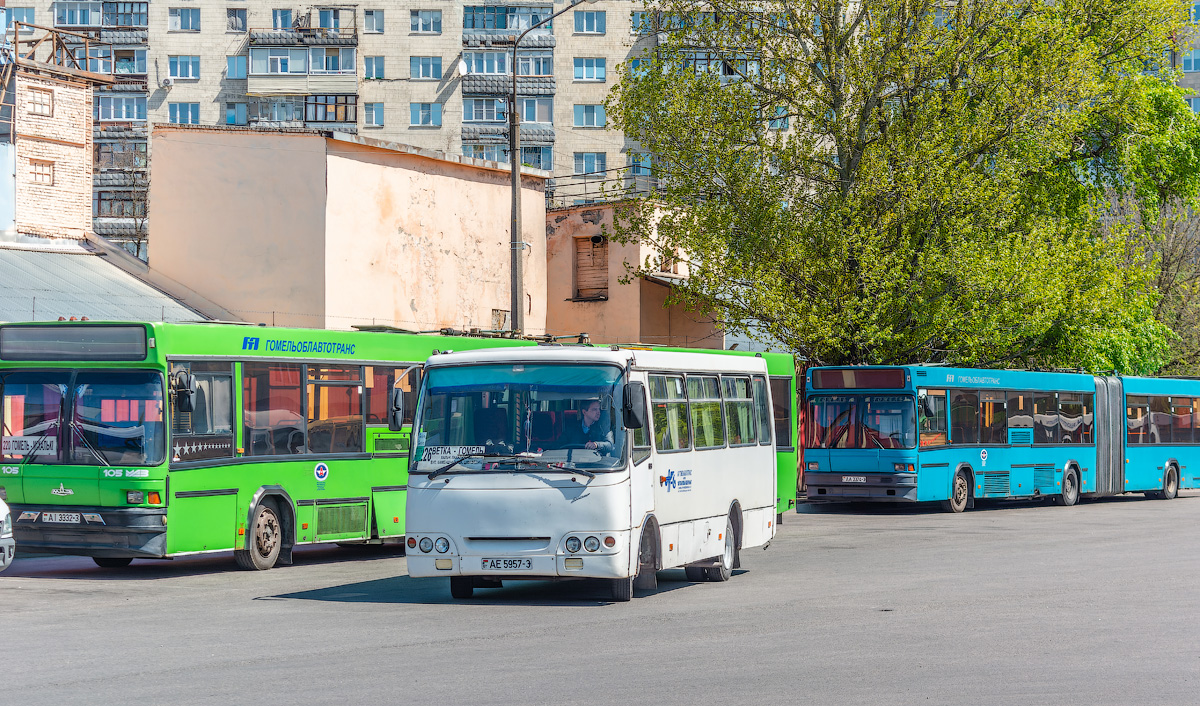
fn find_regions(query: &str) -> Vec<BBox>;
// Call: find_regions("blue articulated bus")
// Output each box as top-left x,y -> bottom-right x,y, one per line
803,366 -> 1198,512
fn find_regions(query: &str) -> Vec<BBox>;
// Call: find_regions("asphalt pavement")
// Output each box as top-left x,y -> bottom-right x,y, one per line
2,493 -> 1197,705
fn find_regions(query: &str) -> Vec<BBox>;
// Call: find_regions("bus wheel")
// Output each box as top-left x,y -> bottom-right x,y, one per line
235,503 -> 282,571
610,576 -> 634,602
632,527 -> 658,592
1163,466 -> 1179,500
1060,469 -> 1080,507
942,471 -> 969,513
93,557 -> 132,568
705,516 -> 735,582
684,566 -> 706,582
449,577 -> 474,599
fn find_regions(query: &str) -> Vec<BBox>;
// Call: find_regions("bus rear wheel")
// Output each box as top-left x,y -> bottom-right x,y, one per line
1060,469 -> 1080,507
1163,466 -> 1179,500
93,557 -> 132,568
942,471 -> 969,513
449,577 -> 474,599
705,516 -> 736,582
610,576 -> 634,602
235,503 -> 282,571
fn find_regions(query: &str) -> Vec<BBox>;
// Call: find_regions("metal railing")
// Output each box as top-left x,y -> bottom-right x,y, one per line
546,165 -> 660,210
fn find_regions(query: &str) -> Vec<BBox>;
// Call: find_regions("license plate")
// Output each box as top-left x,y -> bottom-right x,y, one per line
481,557 -> 533,571
842,476 -> 867,483
42,512 -> 81,524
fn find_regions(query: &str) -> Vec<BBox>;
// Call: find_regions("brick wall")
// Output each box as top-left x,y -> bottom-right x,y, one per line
14,73 -> 94,239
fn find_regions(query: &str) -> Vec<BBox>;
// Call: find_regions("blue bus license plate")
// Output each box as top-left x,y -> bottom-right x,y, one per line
482,558 -> 532,570
842,476 -> 866,483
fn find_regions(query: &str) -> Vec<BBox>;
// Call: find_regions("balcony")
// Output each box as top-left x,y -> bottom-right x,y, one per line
248,26 -> 357,46
246,46 -> 357,95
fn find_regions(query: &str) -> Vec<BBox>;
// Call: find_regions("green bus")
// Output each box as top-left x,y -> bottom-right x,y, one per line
0,321 -> 533,570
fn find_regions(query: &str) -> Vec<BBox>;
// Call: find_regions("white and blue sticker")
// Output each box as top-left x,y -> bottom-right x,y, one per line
314,462 -> 329,490
661,469 -> 693,493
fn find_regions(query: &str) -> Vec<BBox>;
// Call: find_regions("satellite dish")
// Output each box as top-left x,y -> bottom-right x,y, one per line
457,59 -> 468,77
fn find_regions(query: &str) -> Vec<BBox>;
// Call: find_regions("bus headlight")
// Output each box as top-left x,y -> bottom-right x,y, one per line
584,536 -> 600,552
434,537 -> 449,553
565,536 -> 581,553
126,491 -> 144,504
893,463 -> 915,473
419,537 -> 433,553
1,512 -> 10,537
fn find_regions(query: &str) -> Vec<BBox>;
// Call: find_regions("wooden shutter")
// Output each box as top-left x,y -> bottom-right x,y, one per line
575,238 -> 609,298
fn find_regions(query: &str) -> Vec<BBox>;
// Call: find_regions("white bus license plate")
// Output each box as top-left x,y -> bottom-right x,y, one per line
842,476 -> 867,483
481,558 -> 532,571
43,512 -> 81,524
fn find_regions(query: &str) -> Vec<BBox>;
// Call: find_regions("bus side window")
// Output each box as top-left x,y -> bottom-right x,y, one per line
171,361 -> 233,461
1059,393 -> 1084,445
1149,396 -> 1171,444
1080,394 -> 1094,444
769,377 -> 793,451
649,374 -> 689,452
365,365 -> 421,425
688,376 -> 725,449
949,390 -> 979,444
631,386 -> 651,465
1034,392 -> 1058,444
979,391 -> 1006,444
243,363 -> 305,456
1126,396 -> 1148,445
917,389 -> 947,447
753,376 -> 772,445
722,376 -> 755,447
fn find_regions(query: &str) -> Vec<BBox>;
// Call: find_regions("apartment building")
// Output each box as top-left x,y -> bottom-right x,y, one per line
5,0 -> 657,254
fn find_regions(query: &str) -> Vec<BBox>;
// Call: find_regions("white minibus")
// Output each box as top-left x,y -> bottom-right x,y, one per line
403,346 -> 778,601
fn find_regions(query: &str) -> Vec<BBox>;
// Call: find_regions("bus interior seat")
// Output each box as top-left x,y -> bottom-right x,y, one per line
531,411 -> 556,446
474,407 -> 508,444
562,409 -> 581,432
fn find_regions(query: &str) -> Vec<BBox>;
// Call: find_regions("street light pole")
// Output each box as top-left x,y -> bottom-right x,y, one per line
509,0 -> 594,335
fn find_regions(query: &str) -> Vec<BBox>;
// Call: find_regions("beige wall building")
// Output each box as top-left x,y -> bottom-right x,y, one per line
545,202 -> 722,348
147,124 -> 549,333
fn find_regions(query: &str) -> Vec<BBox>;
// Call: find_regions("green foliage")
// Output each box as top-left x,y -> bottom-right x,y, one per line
609,0 -> 1194,374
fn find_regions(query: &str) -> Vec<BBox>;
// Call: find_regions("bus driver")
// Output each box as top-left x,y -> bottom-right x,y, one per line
560,399 -> 613,454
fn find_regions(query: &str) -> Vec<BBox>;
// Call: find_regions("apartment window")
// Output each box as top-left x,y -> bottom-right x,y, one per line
318,9 -> 340,28
74,46 -> 111,73
574,57 -> 605,81
226,102 -> 248,125
95,95 -> 146,120
1184,49 -> 1200,72
227,55 -> 247,79
410,10 -> 441,33
574,152 -> 606,175
409,102 -> 442,126
272,9 -> 292,29
522,97 -> 552,123
573,104 -> 606,127
114,48 -> 146,74
364,9 -> 383,33
464,51 -> 508,75
630,10 -> 651,34
463,144 -> 507,162
463,5 -> 552,30
168,7 -> 200,31
574,9 -> 604,33
169,102 -> 200,124
515,50 -> 552,76
95,141 -> 147,168
54,2 -> 101,26
521,146 -> 551,170
310,47 -> 355,73
27,88 -> 53,116
305,95 -> 356,122
103,2 -> 146,27
7,7 -> 35,28
629,152 -> 652,176
410,56 -> 442,79
464,98 -> 506,122
364,102 -> 385,126
769,106 -> 789,130
365,56 -> 385,79
254,98 -> 301,121
250,47 -> 308,74
1188,97 -> 1200,114
94,191 -> 144,217
226,8 -> 246,31
169,55 -> 200,79
30,160 -> 54,185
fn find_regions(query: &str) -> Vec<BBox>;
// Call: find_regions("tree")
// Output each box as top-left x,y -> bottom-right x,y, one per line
609,0 -> 1194,373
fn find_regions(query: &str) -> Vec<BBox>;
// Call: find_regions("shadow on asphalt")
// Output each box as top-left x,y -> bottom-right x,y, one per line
261,568 -> 734,606
796,491 -> 1196,516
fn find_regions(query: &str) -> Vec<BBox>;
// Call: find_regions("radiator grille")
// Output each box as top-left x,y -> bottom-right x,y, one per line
1033,466 -> 1056,490
982,471 -> 1010,496
317,505 -> 367,537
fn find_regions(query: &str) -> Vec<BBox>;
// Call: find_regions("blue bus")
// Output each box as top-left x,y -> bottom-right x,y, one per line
803,366 -> 1198,511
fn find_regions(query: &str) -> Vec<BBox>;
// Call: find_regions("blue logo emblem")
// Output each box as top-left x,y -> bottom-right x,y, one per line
242,336 -> 260,351
661,469 -> 676,491
314,462 -> 329,482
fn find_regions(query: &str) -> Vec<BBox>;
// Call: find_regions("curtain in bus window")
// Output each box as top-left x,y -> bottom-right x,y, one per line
1,372 -> 67,463
753,376 -> 772,445
1034,392 -> 1058,444
687,376 -> 725,448
979,391 -> 1006,444
862,395 -> 916,449
949,390 -> 979,444
769,377 -> 793,449
1149,396 -> 1171,444
1170,397 -> 1192,444
649,375 -> 689,451
1080,394 -> 1094,444
1126,396 -> 1148,445
243,363 -> 305,455
72,371 -> 165,466
807,396 -> 857,449
722,377 -> 755,447
918,389 -> 947,447
307,379 -> 363,454
1058,393 -> 1084,444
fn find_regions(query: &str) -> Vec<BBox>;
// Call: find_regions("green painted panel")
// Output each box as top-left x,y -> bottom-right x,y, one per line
371,490 -> 406,538
167,494 -> 237,553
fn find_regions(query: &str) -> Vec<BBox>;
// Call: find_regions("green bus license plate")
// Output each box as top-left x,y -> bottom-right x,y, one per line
481,558 -> 532,570
43,512 -> 81,523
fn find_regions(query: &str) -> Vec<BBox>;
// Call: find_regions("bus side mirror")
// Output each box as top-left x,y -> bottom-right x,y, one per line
175,372 -> 197,413
622,382 -> 647,430
388,386 -> 405,432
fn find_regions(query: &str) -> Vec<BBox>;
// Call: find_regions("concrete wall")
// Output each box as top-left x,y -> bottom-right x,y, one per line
322,135 -> 548,333
147,128 -> 328,327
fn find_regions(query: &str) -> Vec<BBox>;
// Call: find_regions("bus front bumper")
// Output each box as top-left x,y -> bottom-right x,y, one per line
11,505 -> 167,558
805,472 -> 918,502
407,551 -> 630,580
0,535 -> 14,571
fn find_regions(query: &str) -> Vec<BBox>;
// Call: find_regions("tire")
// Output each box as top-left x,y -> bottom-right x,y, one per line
684,566 -> 706,582
234,503 -> 282,571
704,516 -> 735,582
632,526 -> 658,592
1061,469 -> 1080,507
1163,466 -> 1179,500
93,557 -> 132,568
941,470 -> 969,513
610,576 -> 634,602
449,577 -> 474,599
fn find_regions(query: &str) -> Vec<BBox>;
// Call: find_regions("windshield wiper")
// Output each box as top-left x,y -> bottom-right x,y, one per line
530,466 -> 595,479
71,419 -> 111,466
18,431 -> 53,466
427,452 -> 539,480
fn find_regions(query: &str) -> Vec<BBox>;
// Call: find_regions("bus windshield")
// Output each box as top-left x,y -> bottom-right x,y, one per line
412,363 -> 627,472
807,394 -> 916,450
1,370 -> 166,466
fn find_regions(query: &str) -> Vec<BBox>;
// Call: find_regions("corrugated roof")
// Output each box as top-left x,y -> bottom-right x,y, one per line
0,247 -> 202,322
